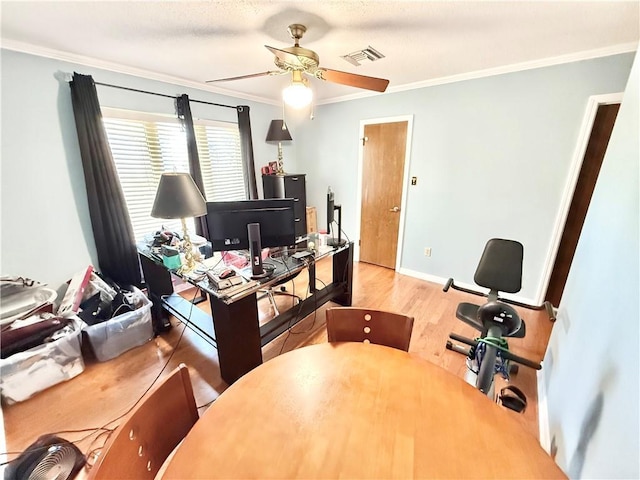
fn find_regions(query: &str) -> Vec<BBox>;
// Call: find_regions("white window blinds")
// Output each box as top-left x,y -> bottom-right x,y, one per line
102,109 -> 246,241
194,121 -> 246,202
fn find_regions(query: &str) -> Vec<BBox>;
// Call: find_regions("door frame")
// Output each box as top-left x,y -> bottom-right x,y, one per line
355,115 -> 414,270
536,92 -> 623,304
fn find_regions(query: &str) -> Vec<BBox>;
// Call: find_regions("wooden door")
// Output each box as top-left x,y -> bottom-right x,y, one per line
359,121 -> 408,269
545,103 -> 620,306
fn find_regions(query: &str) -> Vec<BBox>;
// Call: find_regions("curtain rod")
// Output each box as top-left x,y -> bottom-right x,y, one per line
94,81 -> 240,110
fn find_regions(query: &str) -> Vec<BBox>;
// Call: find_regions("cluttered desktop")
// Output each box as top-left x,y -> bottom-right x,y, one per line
192,244 -> 326,301
138,197 -> 353,384
144,197 -> 336,302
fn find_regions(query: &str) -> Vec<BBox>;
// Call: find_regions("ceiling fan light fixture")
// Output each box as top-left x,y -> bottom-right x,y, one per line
283,76 -> 313,109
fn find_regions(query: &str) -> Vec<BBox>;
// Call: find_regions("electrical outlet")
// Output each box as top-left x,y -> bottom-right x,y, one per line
424,247 -> 432,257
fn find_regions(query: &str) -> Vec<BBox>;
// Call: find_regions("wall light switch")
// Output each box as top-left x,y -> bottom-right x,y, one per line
411,176 -> 417,185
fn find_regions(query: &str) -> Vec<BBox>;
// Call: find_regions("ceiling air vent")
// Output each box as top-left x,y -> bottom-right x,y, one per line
341,46 -> 385,67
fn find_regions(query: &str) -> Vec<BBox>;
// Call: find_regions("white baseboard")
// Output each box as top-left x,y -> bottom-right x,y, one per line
537,368 -> 552,452
397,267 -> 539,306
397,267 -> 447,285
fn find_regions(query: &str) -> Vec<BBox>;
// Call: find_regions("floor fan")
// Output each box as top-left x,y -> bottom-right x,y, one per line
4,435 -> 85,480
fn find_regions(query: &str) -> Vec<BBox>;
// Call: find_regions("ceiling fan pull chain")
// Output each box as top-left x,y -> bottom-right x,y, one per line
282,101 -> 287,128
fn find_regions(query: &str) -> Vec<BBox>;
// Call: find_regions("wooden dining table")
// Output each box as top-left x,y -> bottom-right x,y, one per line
162,342 -> 566,479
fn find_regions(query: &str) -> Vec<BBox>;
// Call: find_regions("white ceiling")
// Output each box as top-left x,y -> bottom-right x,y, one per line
2,1 -> 638,105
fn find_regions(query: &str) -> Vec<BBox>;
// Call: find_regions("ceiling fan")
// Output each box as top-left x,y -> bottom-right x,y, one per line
206,24 -> 389,105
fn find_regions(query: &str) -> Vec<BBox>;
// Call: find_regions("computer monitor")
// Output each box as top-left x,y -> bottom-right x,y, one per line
327,188 -> 335,233
206,199 -> 296,252
326,187 -> 346,247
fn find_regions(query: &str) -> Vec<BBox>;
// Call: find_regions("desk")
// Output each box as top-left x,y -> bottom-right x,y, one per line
139,243 -> 353,384
162,343 -> 566,479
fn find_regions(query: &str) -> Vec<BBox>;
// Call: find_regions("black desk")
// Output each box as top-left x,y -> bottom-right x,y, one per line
138,243 -> 353,384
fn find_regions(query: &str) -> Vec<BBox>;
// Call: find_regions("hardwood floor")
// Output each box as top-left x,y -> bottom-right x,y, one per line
1,258 -> 555,468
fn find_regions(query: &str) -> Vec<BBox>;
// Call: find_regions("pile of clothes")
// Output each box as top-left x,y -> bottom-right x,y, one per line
0,271 -> 139,359
0,277 -> 63,359
0,270 -> 148,403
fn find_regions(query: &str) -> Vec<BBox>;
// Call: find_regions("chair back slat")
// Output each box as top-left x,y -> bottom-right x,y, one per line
88,364 -> 198,480
326,307 -> 414,351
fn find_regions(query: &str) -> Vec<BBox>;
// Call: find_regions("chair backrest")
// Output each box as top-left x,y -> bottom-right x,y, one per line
473,238 -> 523,293
88,363 -> 199,480
326,307 -> 414,352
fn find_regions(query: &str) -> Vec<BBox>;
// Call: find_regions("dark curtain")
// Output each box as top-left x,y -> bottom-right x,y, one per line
237,105 -> 258,199
176,94 -> 207,238
69,73 -> 141,287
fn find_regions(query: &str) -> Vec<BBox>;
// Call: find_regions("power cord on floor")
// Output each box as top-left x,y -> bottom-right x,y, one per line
288,276 -> 327,336
277,258 -> 328,354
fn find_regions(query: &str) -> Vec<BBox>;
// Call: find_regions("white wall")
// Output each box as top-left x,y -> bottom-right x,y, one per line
0,49 -> 286,290
297,53 -> 635,302
542,52 -> 639,478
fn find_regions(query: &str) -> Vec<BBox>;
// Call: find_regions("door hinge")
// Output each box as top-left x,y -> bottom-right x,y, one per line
361,136 -> 368,146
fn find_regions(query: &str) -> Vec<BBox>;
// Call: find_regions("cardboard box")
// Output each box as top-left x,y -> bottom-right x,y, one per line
306,206 -> 317,234
82,287 -> 153,362
0,316 -> 85,404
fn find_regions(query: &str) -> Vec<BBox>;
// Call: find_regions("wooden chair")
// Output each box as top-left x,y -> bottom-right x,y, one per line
87,363 -> 199,480
325,307 -> 415,352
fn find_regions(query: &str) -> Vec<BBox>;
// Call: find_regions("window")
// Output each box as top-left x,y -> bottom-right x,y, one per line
102,109 -> 246,241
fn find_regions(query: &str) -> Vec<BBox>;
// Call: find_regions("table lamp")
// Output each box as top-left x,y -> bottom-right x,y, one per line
151,172 -> 206,274
265,119 -> 293,175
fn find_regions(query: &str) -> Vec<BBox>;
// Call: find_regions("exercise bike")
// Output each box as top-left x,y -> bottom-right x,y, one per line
443,238 -> 543,412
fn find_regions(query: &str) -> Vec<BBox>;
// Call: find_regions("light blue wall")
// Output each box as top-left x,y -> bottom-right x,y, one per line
543,53 -> 639,478
0,50 -> 635,303
0,49 -> 285,289
297,53 -> 635,301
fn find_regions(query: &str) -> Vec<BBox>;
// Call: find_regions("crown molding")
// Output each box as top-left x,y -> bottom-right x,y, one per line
1,39 -> 281,106
3,39 -> 636,107
318,41 -> 638,105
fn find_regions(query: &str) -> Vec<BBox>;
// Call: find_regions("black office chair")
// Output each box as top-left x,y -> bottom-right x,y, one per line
258,252 -> 303,315
258,278 -> 300,315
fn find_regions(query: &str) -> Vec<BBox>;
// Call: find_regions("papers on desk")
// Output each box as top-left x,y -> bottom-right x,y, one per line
201,255 -> 224,270
236,267 -> 254,281
216,279 -> 260,299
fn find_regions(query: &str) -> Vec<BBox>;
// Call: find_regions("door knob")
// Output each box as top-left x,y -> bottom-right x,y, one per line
389,206 -> 400,212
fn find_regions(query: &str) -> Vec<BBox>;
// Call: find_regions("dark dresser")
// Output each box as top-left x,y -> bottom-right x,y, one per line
262,173 -> 307,238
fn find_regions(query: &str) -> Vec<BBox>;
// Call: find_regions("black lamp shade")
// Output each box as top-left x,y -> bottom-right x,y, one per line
265,120 -> 293,143
151,172 -> 207,219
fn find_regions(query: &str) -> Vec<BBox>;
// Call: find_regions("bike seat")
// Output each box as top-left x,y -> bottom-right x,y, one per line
456,301 -> 526,337
477,301 -> 523,337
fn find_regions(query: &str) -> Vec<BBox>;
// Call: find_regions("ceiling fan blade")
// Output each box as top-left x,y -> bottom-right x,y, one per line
206,71 -> 284,83
265,45 -> 306,68
316,68 -> 389,92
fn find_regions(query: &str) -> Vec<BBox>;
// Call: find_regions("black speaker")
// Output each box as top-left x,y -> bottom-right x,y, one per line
248,223 -> 267,279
